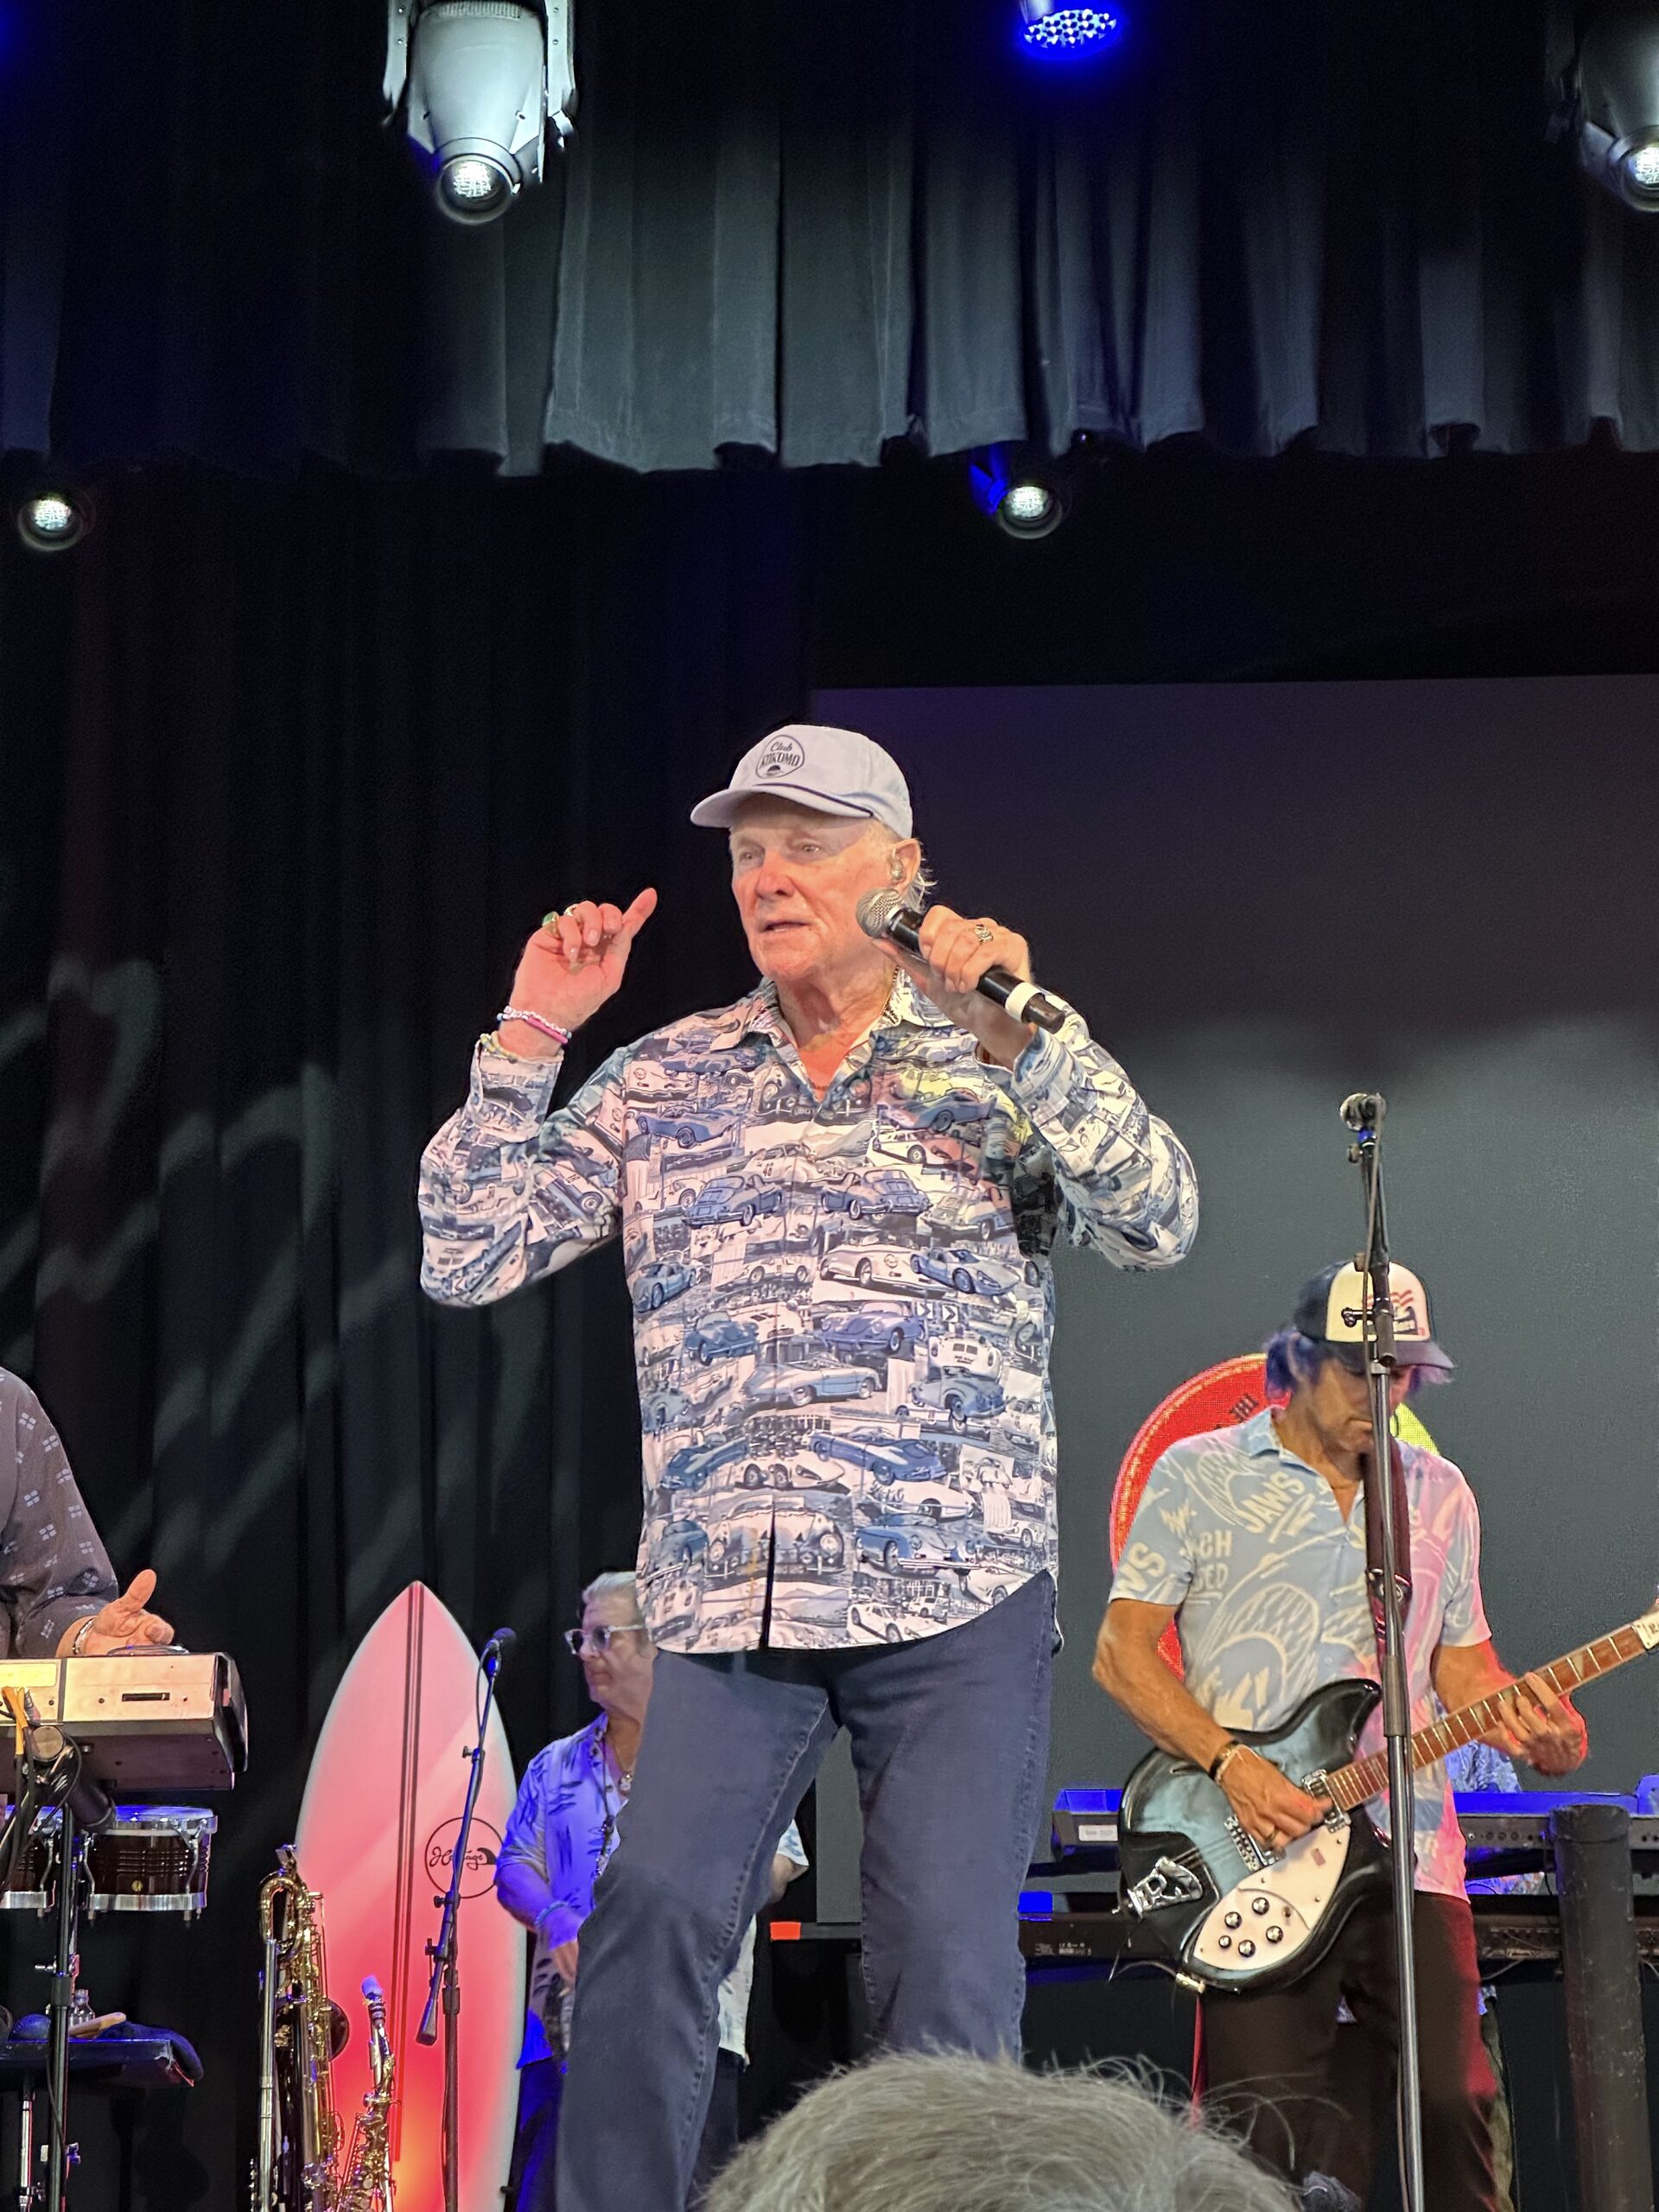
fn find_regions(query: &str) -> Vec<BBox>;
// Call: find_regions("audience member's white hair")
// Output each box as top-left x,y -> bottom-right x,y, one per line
706,2052 -> 1293,2212
581,1569 -> 643,1618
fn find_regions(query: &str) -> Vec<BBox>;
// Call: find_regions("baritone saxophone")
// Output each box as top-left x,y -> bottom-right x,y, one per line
253,1846 -> 395,2211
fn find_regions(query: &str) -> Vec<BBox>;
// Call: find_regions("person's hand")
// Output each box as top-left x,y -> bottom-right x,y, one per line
550,1936 -> 580,1986
1217,1746 -> 1329,1854
884,904 -> 1035,1066
1483,1671 -> 1587,1776
60,1570 -> 174,1656
499,891 -> 658,1058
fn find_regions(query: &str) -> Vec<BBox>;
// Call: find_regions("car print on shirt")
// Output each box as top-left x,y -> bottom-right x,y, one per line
855,1518 -> 956,1575
419,969 -> 1198,1651
817,1306 -> 927,1358
910,1247 -> 1027,1298
678,1177 -> 785,1228
632,1259 -> 698,1313
907,1373 -> 1007,1431
869,1122 -> 966,1173
817,1242 -> 935,1294
817,1169 -> 929,1221
635,1107 -> 735,1150
743,1342 -> 882,1408
683,1313 -> 762,1365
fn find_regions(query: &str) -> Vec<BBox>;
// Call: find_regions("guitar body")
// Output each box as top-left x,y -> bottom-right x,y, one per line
1118,1677 -> 1388,1993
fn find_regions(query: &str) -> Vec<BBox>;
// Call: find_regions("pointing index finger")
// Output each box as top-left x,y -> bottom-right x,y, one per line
620,888 -> 658,940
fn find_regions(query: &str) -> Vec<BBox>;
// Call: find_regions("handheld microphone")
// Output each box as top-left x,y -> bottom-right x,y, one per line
1339,1092 -> 1386,1132
855,889 -> 1069,1036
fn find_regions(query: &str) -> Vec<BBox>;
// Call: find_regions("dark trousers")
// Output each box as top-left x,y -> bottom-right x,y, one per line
1201,1890 -> 1497,2212
510,2049 -> 742,2212
556,1570 -> 1056,2212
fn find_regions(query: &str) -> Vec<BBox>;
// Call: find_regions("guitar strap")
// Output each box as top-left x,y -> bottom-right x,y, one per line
1362,1435 -> 1414,1652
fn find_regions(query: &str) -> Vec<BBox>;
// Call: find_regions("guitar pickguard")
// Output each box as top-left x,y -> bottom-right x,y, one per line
1188,1813 -> 1354,1978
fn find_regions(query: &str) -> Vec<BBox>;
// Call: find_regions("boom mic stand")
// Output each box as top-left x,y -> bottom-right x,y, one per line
417,1627 -> 512,2212
1340,1092 -> 1425,2212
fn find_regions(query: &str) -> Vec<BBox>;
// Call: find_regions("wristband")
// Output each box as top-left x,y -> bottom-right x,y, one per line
498,1006 -> 571,1049
69,1614 -> 98,1658
1208,1740 -> 1246,1785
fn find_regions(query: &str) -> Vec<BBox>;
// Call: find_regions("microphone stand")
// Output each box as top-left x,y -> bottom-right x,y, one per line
1343,1094 -> 1425,2212
417,1633 -> 506,2212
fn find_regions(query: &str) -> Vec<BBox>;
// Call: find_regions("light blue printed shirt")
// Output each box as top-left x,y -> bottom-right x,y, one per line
1109,1410 -> 1491,1900
421,972 -> 1197,1652
497,1717 -> 807,2067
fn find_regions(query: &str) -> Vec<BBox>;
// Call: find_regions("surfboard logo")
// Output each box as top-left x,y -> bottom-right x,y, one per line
423,1817 -> 504,1899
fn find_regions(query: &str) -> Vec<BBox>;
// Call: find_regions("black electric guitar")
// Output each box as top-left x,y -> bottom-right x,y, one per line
1116,1600 -> 1659,1993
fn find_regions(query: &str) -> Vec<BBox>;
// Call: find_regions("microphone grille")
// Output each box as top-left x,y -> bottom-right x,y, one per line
856,887 -> 905,941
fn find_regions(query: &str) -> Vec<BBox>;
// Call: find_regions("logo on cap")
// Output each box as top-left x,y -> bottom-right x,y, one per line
756,735 -> 805,779
1339,1287 -> 1428,1340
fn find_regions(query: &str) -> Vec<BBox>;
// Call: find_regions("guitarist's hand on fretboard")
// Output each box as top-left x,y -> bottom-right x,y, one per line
1217,1746 -> 1330,1854
1484,1669 -> 1589,1777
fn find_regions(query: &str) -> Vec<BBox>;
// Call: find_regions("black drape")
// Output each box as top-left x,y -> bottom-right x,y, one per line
12,0 -> 1659,472
4,440 -> 1659,2199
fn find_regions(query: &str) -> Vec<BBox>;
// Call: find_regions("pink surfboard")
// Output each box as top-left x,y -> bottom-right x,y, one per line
296,1582 -> 524,2212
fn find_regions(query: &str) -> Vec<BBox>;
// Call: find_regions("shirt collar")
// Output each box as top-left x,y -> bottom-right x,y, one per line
706,968 -> 953,1051
1240,1408 -> 1294,1461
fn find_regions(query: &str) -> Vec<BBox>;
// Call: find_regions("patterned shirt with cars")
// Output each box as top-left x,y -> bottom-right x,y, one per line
419,970 -> 1198,1652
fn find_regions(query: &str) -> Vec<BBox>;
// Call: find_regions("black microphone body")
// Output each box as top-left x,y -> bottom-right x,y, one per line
482,1626 -> 517,1673
856,891 -> 1069,1036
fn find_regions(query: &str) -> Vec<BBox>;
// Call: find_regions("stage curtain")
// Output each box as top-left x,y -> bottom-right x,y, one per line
11,0 -> 1659,473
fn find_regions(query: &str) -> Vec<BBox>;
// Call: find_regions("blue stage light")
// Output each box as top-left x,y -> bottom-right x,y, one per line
1019,2 -> 1123,57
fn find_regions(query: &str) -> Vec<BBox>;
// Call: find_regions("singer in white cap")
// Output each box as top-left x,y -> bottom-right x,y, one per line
419,723 -> 1198,2212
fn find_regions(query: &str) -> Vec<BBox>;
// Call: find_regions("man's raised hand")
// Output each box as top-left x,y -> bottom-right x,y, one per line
500,889 -> 658,1056
60,1568 -> 175,1657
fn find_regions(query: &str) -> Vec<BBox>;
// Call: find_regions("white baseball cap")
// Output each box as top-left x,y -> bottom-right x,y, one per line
1293,1261 -> 1454,1371
690,724 -> 912,837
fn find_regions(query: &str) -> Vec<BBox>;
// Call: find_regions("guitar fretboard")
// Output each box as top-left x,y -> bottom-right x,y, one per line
1322,1621 -> 1652,1815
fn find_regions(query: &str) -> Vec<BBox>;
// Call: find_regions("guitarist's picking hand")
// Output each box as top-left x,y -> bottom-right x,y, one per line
1220,1748 -> 1328,1853
1490,1670 -> 1588,1776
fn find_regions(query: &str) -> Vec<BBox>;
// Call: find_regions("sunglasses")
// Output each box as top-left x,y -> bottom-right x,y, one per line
563,1624 -> 646,1656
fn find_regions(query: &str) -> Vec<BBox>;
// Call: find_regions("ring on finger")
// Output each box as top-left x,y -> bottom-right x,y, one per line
973,922 -> 995,944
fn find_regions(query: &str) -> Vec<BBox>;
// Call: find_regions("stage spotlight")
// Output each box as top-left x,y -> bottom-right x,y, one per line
385,0 -> 575,226
15,486 -> 92,554
1018,2 -> 1124,57
969,449 -> 1070,541
1560,4 -> 1659,210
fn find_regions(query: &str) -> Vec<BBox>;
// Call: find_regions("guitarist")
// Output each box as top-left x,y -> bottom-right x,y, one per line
1093,1261 -> 1587,2212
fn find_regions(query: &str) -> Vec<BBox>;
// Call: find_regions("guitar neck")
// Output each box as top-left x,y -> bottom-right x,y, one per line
1322,1617 -> 1657,1815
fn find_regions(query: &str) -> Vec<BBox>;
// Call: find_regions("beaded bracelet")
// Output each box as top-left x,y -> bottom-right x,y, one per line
497,1005 -> 572,1049
1209,1740 -> 1248,1786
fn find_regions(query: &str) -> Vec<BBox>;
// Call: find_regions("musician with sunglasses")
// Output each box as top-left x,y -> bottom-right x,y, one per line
497,1571 -> 806,2212
1093,1262 -> 1586,2212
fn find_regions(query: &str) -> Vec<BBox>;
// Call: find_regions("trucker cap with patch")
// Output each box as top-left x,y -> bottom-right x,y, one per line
1291,1261 -> 1454,1371
690,724 -> 912,837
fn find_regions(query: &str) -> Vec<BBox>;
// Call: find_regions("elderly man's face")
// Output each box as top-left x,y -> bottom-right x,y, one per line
578,1588 -> 655,1716
728,798 -> 911,989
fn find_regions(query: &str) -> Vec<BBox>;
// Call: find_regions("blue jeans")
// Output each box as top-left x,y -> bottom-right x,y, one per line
556,1570 -> 1055,2212
511,2048 -> 742,2212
